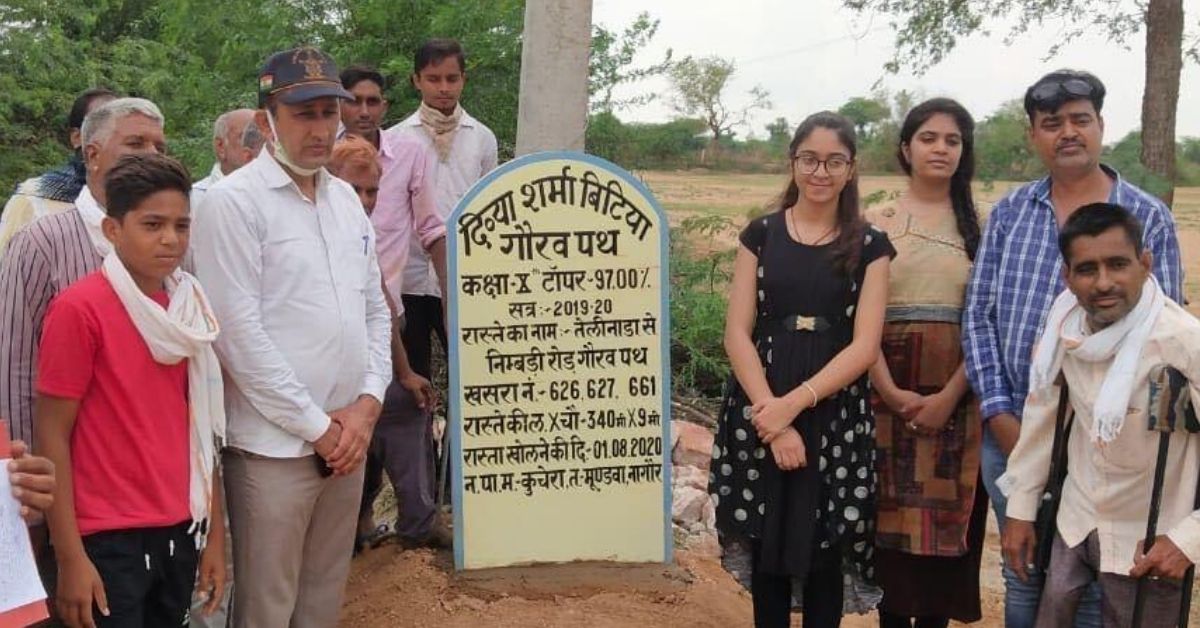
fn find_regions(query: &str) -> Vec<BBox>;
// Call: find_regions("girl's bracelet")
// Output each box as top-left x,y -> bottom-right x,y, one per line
801,381 -> 818,409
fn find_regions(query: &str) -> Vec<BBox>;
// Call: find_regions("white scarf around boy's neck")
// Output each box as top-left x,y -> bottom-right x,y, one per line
75,184 -> 112,257
1028,276 -> 1165,444
100,252 -> 226,541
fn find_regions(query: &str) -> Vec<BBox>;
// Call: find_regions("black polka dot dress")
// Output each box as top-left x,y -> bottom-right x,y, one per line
709,211 -> 894,612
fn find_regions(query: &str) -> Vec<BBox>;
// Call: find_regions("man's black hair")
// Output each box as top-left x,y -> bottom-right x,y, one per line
414,38 -> 465,74
1024,69 -> 1106,122
1058,202 -> 1144,264
68,87 -> 119,131
104,153 -> 191,221
340,64 -> 385,91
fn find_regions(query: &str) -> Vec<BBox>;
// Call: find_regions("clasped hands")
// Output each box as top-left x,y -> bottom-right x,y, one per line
750,395 -> 807,471
883,388 -> 956,436
313,395 -> 383,476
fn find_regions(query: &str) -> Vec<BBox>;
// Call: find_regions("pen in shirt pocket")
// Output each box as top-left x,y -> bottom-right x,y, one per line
362,234 -> 369,255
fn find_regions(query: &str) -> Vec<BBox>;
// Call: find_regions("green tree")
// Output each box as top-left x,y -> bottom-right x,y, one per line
0,0 -> 527,199
629,117 -> 707,169
589,11 -> 673,113
837,95 -> 889,139
766,117 -> 789,141
0,1 -> 679,198
973,100 -> 1039,182
851,89 -> 914,174
765,116 -> 791,153
667,55 -> 771,147
1176,137 -> 1200,186
1102,130 -> 1171,196
585,110 -> 632,165
842,0 -> 1192,204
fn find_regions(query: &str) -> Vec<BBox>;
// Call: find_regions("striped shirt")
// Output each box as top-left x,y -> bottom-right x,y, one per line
963,165 -> 1183,423
0,208 -> 102,445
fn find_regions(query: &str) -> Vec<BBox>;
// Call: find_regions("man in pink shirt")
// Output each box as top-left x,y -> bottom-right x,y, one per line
373,129 -> 446,311
340,66 -> 449,550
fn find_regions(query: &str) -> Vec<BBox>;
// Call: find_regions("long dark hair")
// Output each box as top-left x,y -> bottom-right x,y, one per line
777,111 -> 865,275
896,97 -> 981,260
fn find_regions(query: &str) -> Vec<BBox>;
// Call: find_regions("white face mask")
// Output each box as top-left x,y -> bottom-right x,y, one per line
265,108 -> 321,177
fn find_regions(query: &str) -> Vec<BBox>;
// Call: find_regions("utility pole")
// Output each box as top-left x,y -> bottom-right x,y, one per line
515,0 -> 593,155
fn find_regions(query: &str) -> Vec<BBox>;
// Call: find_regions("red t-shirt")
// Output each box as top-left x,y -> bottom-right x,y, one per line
36,272 -> 190,536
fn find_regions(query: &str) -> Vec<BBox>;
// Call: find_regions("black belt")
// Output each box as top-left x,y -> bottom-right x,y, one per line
773,315 -> 835,333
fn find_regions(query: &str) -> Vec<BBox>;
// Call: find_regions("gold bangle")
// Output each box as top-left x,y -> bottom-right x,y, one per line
802,382 -> 818,408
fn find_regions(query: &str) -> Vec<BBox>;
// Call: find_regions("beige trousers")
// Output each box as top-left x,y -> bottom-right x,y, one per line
223,449 -> 363,628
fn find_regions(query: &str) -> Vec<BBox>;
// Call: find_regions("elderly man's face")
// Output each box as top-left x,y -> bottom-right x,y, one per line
84,113 -> 168,197
216,110 -> 256,174
332,163 -> 381,214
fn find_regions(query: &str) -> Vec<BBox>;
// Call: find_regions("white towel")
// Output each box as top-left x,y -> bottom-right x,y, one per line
100,252 -> 225,536
1027,276 -> 1164,443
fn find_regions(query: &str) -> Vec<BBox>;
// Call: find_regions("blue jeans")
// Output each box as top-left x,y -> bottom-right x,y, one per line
981,429 -> 1102,628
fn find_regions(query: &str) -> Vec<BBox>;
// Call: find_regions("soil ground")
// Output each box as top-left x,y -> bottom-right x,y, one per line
340,172 -> 1200,627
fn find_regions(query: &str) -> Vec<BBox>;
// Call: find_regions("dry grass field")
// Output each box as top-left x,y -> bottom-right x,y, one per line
643,170 -> 1200,313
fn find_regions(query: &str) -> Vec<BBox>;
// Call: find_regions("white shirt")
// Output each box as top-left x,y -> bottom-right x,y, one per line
190,162 -> 224,208
192,149 -> 392,458
391,109 -> 498,297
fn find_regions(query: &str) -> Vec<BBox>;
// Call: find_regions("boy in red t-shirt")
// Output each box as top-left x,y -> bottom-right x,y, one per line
36,153 -> 226,627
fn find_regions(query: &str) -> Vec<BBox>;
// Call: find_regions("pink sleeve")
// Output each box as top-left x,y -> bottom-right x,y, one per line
409,143 -> 447,250
36,296 -> 98,400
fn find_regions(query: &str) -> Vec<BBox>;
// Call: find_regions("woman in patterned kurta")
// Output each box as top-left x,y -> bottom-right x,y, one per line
866,98 -> 987,628
709,112 -> 894,628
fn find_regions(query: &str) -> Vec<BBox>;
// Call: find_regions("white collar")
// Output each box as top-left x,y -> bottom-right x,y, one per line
251,147 -> 332,194
74,184 -> 112,256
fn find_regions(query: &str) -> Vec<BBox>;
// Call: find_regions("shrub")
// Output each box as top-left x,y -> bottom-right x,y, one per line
669,214 -> 735,398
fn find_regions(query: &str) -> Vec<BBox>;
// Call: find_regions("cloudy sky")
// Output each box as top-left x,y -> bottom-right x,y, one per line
591,0 -> 1200,141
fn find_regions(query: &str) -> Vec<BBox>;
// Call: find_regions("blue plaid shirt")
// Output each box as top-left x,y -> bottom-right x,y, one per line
963,165 -> 1183,422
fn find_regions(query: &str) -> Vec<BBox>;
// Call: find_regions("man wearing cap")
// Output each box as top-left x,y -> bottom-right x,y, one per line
963,69 -> 1183,627
191,46 -> 392,628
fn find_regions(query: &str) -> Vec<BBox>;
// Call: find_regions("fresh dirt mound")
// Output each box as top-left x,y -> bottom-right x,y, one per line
454,561 -> 691,602
340,548 -> 756,628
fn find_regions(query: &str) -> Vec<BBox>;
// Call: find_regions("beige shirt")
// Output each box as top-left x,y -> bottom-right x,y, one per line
865,203 -> 971,312
0,178 -> 74,258
1003,298 -> 1200,574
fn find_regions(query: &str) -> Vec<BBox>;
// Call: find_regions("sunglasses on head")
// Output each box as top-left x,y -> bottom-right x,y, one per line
1030,78 -> 1095,104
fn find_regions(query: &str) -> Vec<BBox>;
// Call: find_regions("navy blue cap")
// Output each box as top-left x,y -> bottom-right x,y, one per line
258,46 -> 353,107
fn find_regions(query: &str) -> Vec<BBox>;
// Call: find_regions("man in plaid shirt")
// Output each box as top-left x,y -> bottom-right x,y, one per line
963,69 -> 1183,627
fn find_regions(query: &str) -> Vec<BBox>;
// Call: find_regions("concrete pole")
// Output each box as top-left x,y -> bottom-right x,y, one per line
515,0 -> 592,156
